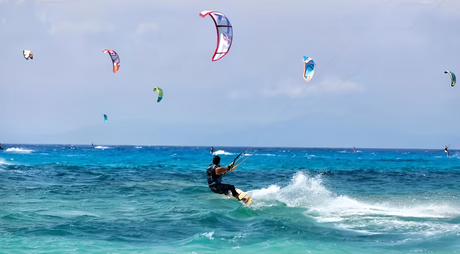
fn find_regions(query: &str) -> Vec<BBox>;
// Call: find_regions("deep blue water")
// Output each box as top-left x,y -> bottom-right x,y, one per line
0,145 -> 459,253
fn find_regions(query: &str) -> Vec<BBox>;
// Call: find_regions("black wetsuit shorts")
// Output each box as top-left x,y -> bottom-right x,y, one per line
209,183 -> 238,197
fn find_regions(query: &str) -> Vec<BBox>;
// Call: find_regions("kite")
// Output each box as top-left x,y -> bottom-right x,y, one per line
303,56 -> 315,82
200,11 -> 233,61
103,114 -> 108,122
153,87 -> 163,102
445,70 -> 456,87
103,49 -> 120,73
23,50 -> 33,60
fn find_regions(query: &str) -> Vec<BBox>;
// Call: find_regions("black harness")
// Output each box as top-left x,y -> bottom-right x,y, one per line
206,164 -> 222,186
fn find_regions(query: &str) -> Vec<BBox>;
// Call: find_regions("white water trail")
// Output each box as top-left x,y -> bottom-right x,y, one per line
5,147 -> 33,154
249,172 -> 460,236
212,150 -> 234,155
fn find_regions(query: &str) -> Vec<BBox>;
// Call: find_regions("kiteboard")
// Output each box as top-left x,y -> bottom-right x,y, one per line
226,187 -> 253,206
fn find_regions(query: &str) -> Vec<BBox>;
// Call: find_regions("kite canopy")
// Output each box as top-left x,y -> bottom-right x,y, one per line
153,87 -> 163,103
103,49 -> 120,73
103,114 -> 108,122
445,70 -> 456,87
23,50 -> 33,60
303,56 -> 315,82
200,10 -> 233,61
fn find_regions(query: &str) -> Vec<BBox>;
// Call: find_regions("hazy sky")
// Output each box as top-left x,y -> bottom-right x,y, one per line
1,0 -> 459,148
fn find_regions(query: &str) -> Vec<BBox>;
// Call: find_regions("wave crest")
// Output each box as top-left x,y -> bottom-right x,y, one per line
213,150 -> 234,155
5,147 -> 33,154
249,172 -> 460,235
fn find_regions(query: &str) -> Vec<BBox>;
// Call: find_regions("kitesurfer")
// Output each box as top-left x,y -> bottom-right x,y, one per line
0,143 -> 3,150
210,147 -> 214,154
445,145 -> 450,157
206,155 -> 240,200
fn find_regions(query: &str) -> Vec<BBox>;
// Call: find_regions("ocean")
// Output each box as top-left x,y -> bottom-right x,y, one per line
0,145 -> 459,253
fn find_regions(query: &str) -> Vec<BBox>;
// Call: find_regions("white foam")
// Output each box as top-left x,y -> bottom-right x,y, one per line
38,210 -> 100,218
4,147 -> 33,154
213,150 -> 234,155
201,231 -> 214,240
94,146 -> 110,149
232,232 -> 247,241
0,158 -> 13,165
249,172 -> 460,236
450,152 -> 460,158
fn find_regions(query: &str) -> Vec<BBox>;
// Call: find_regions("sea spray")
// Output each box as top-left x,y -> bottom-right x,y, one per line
249,171 -> 460,237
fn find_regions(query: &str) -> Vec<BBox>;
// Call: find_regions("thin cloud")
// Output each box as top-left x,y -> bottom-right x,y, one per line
228,90 -> 253,100
0,0 -> 24,3
136,22 -> 159,35
49,20 -> 113,35
261,77 -> 364,99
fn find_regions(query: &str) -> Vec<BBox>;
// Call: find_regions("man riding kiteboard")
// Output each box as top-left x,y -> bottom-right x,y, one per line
206,155 -> 240,200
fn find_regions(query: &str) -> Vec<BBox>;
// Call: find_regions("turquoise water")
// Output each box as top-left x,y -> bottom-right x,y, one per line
0,145 -> 459,253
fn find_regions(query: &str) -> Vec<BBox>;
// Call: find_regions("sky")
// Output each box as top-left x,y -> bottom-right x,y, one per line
1,0 -> 460,149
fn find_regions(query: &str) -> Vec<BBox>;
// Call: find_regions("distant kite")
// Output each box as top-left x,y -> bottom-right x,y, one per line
23,50 -> 33,60
303,56 -> 315,82
103,114 -> 108,122
445,70 -> 456,87
153,87 -> 163,102
200,10 -> 233,61
103,49 -> 120,73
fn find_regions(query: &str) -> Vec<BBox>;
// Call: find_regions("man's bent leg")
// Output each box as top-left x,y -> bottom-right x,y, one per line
228,184 -> 239,198
212,184 -> 239,199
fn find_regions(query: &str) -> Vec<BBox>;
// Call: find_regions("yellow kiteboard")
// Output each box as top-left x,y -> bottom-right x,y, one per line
227,187 -> 253,206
